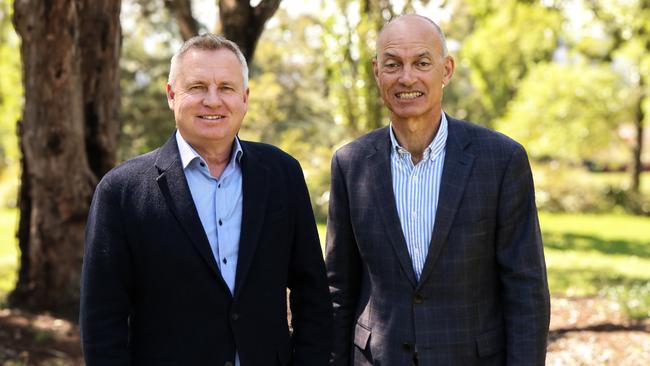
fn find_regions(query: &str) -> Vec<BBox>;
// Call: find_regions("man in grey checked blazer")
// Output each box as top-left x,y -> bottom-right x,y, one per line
326,14 -> 550,365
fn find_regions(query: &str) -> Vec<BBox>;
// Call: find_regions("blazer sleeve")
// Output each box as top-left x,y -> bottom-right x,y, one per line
287,159 -> 333,366
80,176 -> 132,366
325,152 -> 362,366
495,145 -> 550,365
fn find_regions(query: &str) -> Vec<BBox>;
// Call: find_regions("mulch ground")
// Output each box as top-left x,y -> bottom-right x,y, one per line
0,296 -> 648,365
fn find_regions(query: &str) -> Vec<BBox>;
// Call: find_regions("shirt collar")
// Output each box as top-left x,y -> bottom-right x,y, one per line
389,112 -> 448,161
175,130 -> 243,170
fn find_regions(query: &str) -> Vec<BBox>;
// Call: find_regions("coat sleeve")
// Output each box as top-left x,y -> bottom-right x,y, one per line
325,151 -> 362,366
80,175 -> 132,366
495,145 -> 550,365
287,159 -> 334,366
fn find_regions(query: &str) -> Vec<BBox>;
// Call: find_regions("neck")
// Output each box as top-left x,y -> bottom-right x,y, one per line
391,113 -> 442,164
194,140 -> 235,179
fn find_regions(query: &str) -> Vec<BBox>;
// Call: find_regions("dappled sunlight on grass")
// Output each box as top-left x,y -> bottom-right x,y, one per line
541,212 -> 650,318
0,206 -> 18,303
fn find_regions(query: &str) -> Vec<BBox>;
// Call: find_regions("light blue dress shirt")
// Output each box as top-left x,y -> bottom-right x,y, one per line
389,113 -> 448,280
176,131 -> 243,366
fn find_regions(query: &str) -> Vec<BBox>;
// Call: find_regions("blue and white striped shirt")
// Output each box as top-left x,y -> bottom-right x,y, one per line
389,113 -> 448,281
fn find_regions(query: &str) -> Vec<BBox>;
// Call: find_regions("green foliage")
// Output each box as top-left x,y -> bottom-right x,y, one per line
243,10 -> 344,220
459,1 -> 561,124
541,212 -> 650,318
119,1 -> 178,161
320,1 -> 387,135
0,0 -> 22,207
533,161 -> 650,214
497,62 -> 634,161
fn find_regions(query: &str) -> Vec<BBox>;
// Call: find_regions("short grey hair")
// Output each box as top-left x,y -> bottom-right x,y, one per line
377,14 -> 449,58
168,34 -> 249,89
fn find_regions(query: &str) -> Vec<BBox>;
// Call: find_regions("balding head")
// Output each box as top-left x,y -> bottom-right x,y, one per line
377,14 -> 448,58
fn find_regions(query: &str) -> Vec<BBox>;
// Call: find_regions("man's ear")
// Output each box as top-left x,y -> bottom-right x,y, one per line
372,57 -> 380,84
442,56 -> 455,86
166,83 -> 175,110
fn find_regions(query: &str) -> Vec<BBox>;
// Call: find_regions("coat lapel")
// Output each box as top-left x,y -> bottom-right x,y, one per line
234,142 -> 270,298
369,128 -> 418,288
417,117 -> 475,289
154,135 -> 229,291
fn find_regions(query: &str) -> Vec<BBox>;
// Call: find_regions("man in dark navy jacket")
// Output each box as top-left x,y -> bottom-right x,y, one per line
80,34 -> 332,366
326,15 -> 550,365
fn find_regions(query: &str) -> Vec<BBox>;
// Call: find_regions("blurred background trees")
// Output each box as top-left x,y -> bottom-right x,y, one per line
0,0 -> 648,319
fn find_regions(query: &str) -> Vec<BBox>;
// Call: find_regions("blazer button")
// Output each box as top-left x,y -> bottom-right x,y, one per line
224,362 -> 234,366
402,342 -> 414,352
231,313 -> 239,321
413,294 -> 424,304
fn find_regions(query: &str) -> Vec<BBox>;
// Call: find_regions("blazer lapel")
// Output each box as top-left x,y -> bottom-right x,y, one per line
234,142 -> 270,298
154,135 -> 228,290
417,117 -> 475,289
369,128 -> 418,288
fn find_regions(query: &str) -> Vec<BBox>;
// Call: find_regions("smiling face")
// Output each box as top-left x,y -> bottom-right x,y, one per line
373,16 -> 454,126
166,48 -> 249,153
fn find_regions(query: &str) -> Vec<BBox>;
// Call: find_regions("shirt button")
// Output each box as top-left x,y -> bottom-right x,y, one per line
199,162 -> 205,167
219,219 -> 223,226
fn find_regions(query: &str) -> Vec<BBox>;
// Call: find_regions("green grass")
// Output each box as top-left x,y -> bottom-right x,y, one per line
0,206 -> 18,303
2,206 -> 649,318
540,212 -> 650,319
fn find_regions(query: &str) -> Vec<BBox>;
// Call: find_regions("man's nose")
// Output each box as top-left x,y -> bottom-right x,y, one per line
398,65 -> 416,86
202,86 -> 222,107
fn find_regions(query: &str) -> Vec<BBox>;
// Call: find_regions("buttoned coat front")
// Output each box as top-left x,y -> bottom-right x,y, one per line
81,135 -> 332,366
326,116 -> 550,365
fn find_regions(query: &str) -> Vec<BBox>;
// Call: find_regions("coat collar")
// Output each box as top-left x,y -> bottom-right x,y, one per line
366,115 -> 475,288
368,126 -> 418,287
153,134 -> 270,298
233,141 -> 270,299
154,134 -> 229,293
417,115 -> 475,289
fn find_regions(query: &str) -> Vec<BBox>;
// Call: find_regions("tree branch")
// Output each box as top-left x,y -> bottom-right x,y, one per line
165,0 -> 200,41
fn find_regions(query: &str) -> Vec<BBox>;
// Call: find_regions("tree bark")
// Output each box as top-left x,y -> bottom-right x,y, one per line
11,0 -> 121,319
164,0 -> 199,41
78,0 -> 122,178
218,0 -> 281,62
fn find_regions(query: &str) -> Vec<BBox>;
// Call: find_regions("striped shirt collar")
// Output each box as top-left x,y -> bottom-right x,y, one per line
389,112 -> 448,162
175,130 -> 243,170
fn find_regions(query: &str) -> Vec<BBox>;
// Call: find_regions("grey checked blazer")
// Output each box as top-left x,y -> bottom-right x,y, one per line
326,115 -> 550,365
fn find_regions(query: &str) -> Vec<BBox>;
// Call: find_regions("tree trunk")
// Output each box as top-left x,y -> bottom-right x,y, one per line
631,84 -> 645,194
217,0 -> 281,62
78,0 -> 122,178
11,0 -> 121,319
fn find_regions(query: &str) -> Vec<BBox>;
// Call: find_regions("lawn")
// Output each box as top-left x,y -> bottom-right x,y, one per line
2,207 -> 649,317
540,212 -> 650,318
319,212 -> 650,319
0,206 -> 18,302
